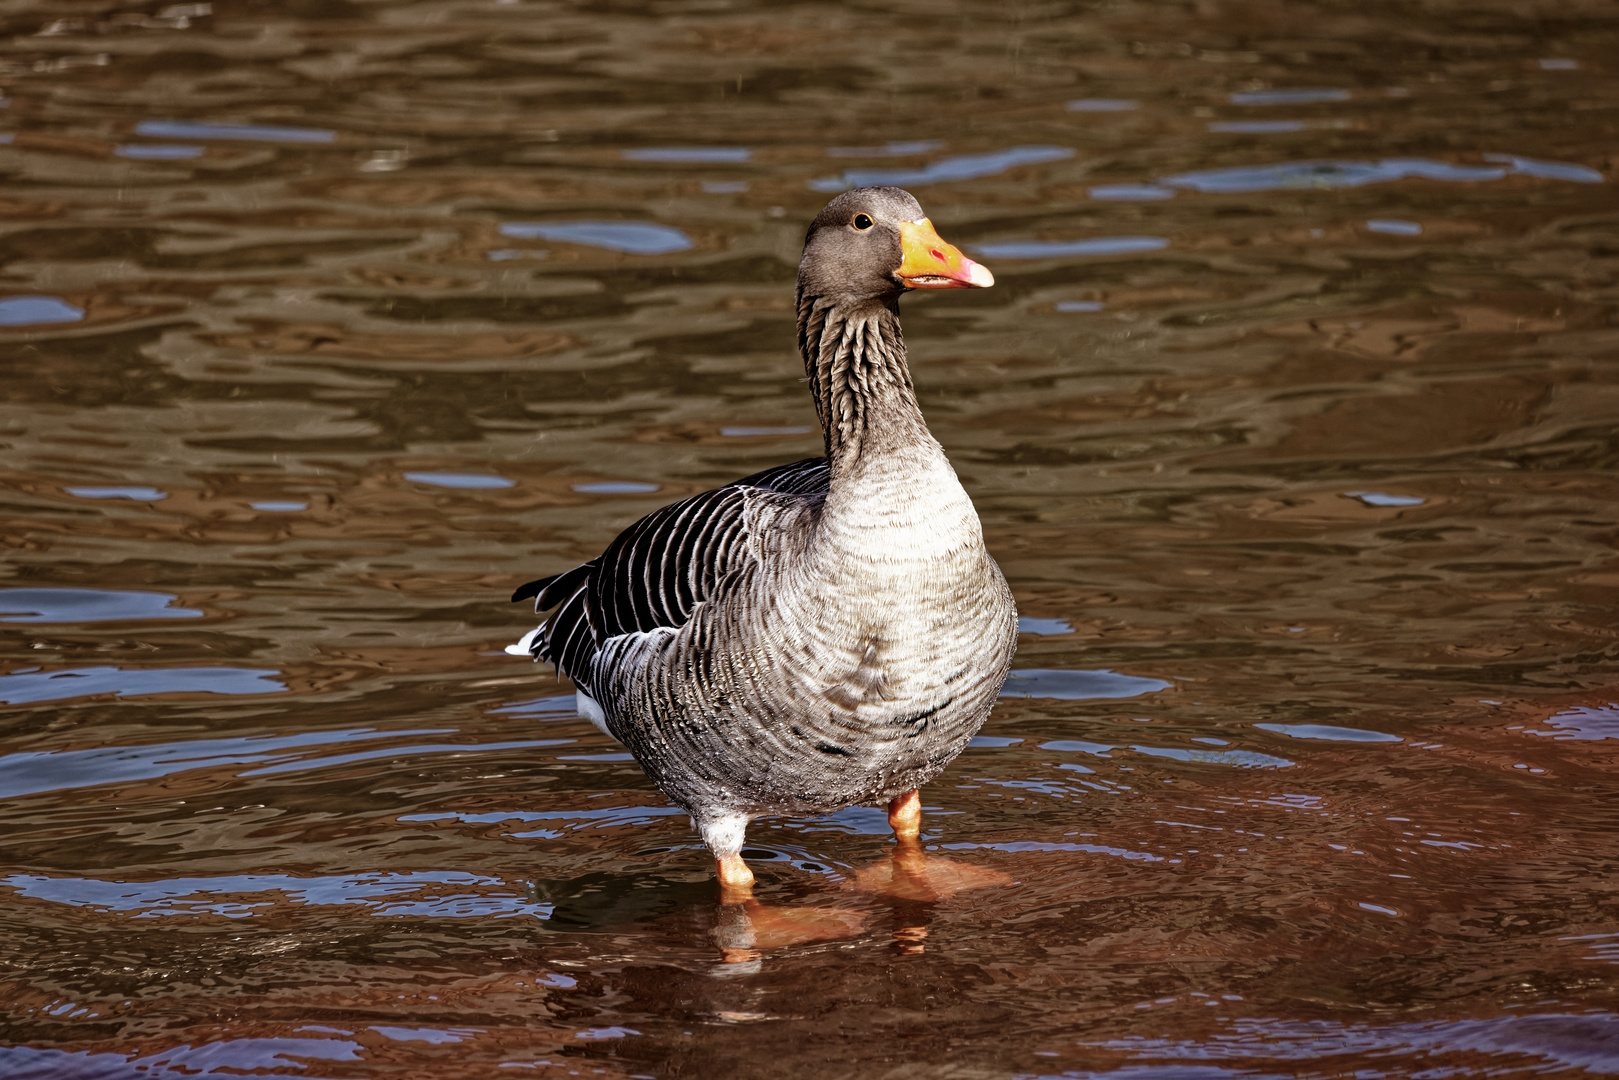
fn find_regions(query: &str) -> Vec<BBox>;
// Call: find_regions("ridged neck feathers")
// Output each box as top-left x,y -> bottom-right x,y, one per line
795,292 -> 937,480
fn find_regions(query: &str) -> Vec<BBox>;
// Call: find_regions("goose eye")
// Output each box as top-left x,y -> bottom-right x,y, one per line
852,213 -> 874,231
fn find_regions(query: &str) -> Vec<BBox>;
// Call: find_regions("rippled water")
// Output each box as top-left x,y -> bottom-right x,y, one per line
1,1 -> 1617,1076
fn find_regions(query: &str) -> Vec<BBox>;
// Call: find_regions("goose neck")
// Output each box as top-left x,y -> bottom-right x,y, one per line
795,292 -> 937,478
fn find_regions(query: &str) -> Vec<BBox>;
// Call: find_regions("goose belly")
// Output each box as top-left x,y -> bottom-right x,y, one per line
599,550 -> 1018,818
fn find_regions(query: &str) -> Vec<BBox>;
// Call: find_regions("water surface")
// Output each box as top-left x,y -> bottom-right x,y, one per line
1,0 -> 1616,1077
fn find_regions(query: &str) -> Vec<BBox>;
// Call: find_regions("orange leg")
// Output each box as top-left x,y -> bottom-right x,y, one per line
715,853 -> 755,905
850,789 -> 1013,901
887,789 -> 922,844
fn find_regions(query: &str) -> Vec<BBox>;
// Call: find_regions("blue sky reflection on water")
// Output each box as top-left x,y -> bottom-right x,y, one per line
572,481 -> 661,494
1365,218 -> 1424,236
1088,184 -> 1176,201
1229,87 -> 1352,105
975,236 -> 1169,260
0,666 -> 285,706
0,1041 -> 367,1078
1255,722 -> 1402,743
133,119 -> 335,143
1064,1012 -> 1619,1075
1345,490 -> 1426,507
809,145 -> 1074,191
1207,120 -> 1309,134
1000,669 -> 1172,700
2,869 -> 551,919
622,146 -> 750,163
1128,744 -> 1295,769
63,485 -> 167,501
0,727 -> 424,798
403,472 -> 515,490
0,727 -> 576,798
0,295 -> 83,326
0,587 -> 202,623
1066,98 -> 1139,111
1159,155 -> 1603,193
114,143 -> 204,160
497,221 -> 693,255
827,140 -> 945,157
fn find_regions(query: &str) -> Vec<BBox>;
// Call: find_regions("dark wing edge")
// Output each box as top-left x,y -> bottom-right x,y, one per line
728,456 -> 830,497
509,464 -> 829,686
508,559 -> 599,683
511,562 -> 592,606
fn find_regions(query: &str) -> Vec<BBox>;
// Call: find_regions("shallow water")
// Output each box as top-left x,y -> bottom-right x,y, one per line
1,0 -> 1617,1076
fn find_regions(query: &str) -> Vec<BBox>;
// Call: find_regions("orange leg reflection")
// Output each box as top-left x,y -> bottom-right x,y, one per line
712,854 -> 866,964
713,898 -> 868,965
851,789 -> 1013,904
892,924 -> 929,955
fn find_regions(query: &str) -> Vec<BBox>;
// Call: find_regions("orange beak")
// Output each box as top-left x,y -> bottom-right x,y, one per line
896,218 -> 995,290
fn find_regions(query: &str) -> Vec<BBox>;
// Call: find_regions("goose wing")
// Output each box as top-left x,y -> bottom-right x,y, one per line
510,457 -> 829,689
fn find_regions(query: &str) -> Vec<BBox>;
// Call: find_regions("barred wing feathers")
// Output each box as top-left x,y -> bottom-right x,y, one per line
731,456 -> 829,497
510,458 -> 829,691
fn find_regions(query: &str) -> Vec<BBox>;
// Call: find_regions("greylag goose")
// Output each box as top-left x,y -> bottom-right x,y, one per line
509,186 -> 1017,901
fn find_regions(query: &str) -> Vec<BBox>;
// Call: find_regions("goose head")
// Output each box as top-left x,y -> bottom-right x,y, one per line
798,186 -> 994,306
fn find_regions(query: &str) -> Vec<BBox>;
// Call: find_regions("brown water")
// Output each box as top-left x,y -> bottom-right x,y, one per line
2,1 -> 1618,1076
